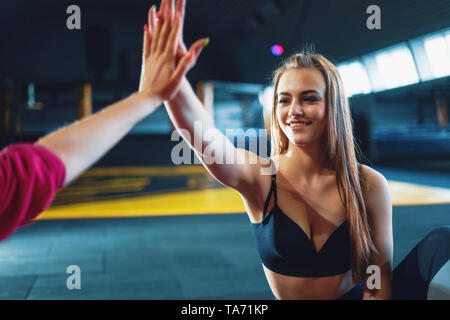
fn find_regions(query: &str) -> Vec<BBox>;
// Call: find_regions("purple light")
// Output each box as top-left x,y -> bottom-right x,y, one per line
271,44 -> 284,56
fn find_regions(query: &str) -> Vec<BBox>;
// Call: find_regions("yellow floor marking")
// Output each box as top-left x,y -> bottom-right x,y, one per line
80,166 -> 207,177
56,178 -> 150,198
387,181 -> 450,206
35,167 -> 450,220
38,188 -> 244,220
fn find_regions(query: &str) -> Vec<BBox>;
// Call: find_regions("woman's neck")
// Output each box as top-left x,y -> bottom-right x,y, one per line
278,140 -> 331,183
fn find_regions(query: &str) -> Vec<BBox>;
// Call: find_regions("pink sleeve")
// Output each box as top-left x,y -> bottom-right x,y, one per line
0,143 -> 66,241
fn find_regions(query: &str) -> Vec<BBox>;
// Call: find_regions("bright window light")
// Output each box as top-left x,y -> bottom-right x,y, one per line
424,35 -> 450,78
259,86 -> 274,115
375,45 -> 419,89
337,61 -> 372,97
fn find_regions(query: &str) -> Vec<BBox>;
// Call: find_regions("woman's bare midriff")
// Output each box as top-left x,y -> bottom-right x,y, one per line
263,265 -> 356,300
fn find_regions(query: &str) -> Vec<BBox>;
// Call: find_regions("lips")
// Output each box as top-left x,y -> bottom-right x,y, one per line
288,121 -> 312,127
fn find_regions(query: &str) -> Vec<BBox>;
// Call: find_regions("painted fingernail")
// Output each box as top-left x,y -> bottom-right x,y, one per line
143,24 -> 148,32
165,6 -> 170,17
203,37 -> 210,48
175,12 -> 181,20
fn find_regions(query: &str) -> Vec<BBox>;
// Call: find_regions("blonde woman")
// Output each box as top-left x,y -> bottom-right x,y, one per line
153,0 -> 449,300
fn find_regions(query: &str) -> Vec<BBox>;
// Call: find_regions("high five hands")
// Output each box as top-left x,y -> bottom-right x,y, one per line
138,0 -> 209,102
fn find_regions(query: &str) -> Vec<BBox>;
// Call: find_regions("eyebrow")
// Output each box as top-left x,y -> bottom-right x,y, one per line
278,90 -> 321,96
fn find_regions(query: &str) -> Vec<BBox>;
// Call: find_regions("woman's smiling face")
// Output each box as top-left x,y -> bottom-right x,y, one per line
276,68 -> 328,147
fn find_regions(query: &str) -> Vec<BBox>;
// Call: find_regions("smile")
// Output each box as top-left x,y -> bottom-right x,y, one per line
289,121 -> 312,128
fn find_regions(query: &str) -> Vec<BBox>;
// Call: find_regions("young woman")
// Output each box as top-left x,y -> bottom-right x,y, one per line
152,0 -> 448,300
0,3 -> 208,241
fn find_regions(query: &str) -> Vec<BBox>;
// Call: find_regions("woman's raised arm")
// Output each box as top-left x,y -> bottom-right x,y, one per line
165,78 -> 269,194
36,4 -> 195,186
153,0 -> 268,197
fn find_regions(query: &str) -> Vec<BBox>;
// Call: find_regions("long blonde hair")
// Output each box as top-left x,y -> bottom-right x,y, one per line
270,52 -> 377,282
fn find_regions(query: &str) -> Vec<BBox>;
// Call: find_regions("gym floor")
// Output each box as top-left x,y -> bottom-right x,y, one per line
0,163 -> 449,299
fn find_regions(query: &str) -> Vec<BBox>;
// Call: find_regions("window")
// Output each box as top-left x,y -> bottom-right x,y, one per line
374,44 -> 420,90
423,34 -> 450,78
337,60 -> 372,97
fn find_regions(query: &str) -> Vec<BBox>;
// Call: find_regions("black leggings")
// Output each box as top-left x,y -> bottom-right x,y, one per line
338,226 -> 450,300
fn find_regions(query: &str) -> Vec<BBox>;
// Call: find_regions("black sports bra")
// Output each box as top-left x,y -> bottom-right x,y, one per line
249,163 -> 361,277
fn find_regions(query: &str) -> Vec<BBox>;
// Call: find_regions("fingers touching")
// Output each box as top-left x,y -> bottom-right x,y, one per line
142,24 -> 149,59
156,3 -> 174,53
170,51 -> 193,89
140,0 -> 209,100
188,37 -> 209,65
148,5 -> 157,34
166,14 -> 182,57
175,0 -> 186,35
145,0 -> 209,62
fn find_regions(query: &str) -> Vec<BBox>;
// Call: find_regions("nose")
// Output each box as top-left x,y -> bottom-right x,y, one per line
288,99 -> 304,117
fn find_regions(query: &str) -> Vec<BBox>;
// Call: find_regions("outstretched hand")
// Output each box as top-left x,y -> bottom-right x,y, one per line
159,0 -> 205,66
138,0 -> 208,102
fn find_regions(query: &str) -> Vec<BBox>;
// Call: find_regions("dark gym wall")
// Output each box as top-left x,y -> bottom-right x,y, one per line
1,0 -> 450,84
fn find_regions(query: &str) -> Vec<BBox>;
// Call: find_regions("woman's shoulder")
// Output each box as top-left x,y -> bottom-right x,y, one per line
359,164 -> 392,216
359,164 -> 388,193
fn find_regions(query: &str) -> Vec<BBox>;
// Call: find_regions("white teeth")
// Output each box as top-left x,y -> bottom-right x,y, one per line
290,122 -> 310,127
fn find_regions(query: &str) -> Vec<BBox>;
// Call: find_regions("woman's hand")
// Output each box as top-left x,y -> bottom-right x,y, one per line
159,0 -> 198,65
138,3 -> 189,102
138,0 -> 208,102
